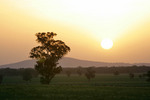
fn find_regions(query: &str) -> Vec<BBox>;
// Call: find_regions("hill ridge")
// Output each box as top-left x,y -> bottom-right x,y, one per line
0,57 -> 150,68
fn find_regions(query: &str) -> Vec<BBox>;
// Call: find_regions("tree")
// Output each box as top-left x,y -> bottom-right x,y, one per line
30,32 -> 70,84
22,69 -> 32,82
76,66 -> 83,76
146,71 -> 150,82
138,74 -> 142,78
0,74 -> 3,84
129,73 -> 134,79
85,67 -> 95,81
113,71 -> 119,76
66,71 -> 71,77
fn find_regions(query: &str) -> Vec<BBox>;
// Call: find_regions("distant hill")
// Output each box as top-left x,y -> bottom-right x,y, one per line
0,57 -> 150,68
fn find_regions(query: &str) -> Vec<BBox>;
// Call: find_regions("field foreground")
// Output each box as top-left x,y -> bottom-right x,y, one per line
0,74 -> 150,100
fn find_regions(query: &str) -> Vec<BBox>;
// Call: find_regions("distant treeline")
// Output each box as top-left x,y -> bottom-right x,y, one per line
0,66 -> 150,76
0,68 -> 38,77
62,66 -> 150,74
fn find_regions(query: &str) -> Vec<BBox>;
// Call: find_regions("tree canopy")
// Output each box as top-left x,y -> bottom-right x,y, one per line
30,32 -> 70,84
30,32 -> 70,60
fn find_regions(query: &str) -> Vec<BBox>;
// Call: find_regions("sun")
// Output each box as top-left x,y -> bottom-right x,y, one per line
101,38 -> 113,49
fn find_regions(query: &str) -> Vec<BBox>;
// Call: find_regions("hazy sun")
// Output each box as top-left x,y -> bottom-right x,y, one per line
101,38 -> 113,49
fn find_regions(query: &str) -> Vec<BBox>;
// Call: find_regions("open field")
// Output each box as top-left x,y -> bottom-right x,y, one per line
0,74 -> 150,100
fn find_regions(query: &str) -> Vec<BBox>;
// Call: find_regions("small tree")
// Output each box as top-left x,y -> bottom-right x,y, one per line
30,32 -> 70,84
129,73 -> 134,79
146,71 -> 150,82
76,66 -> 83,76
0,74 -> 3,84
66,71 -> 71,77
85,67 -> 95,81
22,69 -> 32,82
138,74 -> 142,78
142,73 -> 147,78
114,71 -> 119,76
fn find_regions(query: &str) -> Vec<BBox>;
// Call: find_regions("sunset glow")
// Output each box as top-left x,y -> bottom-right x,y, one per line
1,0 -> 150,99
0,0 -> 150,65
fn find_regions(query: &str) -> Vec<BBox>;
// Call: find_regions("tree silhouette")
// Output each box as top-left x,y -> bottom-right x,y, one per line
138,74 -> 142,78
30,32 -> 70,84
146,71 -> 150,82
85,67 -> 95,81
66,71 -> 71,77
76,66 -> 83,76
129,73 -> 134,79
113,71 -> 119,76
0,74 -> 3,84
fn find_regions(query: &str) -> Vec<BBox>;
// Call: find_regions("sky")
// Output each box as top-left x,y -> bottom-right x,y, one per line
0,0 -> 150,65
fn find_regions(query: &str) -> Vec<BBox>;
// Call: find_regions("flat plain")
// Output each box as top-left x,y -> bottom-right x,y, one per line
0,74 -> 150,100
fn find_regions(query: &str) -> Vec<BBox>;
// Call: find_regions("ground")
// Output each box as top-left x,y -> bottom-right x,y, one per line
0,74 -> 150,100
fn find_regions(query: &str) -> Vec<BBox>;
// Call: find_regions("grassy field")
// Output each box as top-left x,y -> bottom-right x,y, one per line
0,74 -> 150,100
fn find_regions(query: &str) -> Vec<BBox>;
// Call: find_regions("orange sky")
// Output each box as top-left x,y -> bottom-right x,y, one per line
0,0 -> 150,65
